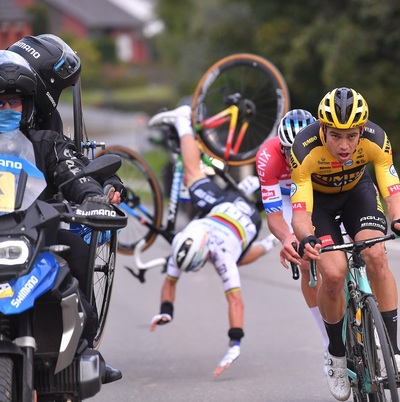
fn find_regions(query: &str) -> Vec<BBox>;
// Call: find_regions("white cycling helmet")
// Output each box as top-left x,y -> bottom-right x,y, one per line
278,109 -> 316,147
171,221 -> 210,272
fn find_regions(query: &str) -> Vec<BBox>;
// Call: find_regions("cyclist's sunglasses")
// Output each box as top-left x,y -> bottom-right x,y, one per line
0,98 -> 23,109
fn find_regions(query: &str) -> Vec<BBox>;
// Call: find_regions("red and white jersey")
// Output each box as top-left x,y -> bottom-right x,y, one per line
256,136 -> 291,214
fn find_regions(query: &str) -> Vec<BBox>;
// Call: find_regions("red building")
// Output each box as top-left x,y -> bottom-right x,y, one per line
1,0 -> 151,63
0,0 -> 32,50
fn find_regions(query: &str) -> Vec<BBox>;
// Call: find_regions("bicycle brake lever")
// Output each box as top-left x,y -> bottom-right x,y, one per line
124,266 -> 147,283
308,238 -> 318,287
290,242 -> 300,280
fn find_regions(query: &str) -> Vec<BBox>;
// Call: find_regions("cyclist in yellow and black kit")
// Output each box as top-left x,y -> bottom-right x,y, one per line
290,87 -> 400,401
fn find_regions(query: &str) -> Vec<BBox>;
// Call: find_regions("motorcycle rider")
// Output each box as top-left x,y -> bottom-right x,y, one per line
0,49 -> 122,384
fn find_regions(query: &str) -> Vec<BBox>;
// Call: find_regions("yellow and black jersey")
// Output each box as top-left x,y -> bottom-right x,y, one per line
290,120 -> 400,213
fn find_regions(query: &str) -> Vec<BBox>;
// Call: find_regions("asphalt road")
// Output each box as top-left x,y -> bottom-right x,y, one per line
60,104 -> 400,401
85,227 -> 400,402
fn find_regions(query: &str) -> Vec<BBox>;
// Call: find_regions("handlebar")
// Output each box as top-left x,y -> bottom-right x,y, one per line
319,233 -> 395,254
124,238 -> 168,283
308,233 -> 397,287
52,200 -> 127,230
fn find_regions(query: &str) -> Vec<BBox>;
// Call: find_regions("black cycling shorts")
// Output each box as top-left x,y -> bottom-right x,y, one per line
312,172 -> 387,243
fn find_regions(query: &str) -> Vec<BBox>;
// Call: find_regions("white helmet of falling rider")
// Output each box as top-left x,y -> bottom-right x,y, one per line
171,220 -> 210,272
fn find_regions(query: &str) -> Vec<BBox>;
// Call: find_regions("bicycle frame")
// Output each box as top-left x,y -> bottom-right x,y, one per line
194,104 -> 250,161
313,234 -> 399,399
123,147 -> 247,245
123,141 -> 258,280
344,252 -> 375,391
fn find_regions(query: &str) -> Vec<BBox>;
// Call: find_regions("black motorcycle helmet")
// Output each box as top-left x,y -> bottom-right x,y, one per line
7,34 -> 81,119
0,50 -> 37,132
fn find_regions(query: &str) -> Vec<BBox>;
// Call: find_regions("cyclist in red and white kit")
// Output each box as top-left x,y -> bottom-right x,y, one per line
256,109 -> 329,352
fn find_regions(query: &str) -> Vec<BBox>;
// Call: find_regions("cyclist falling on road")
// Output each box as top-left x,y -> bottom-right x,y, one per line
148,105 -> 278,378
256,109 -> 329,354
290,87 -> 400,401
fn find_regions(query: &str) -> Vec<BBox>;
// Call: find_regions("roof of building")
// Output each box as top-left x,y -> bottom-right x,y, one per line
39,0 -> 143,29
0,0 -> 31,22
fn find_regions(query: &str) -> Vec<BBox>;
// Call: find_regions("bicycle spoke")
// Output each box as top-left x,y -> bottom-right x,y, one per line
363,296 -> 399,402
193,53 -> 290,165
96,146 -> 163,254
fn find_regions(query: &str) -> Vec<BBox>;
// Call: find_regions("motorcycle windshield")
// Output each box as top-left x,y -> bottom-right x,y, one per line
0,130 -> 46,215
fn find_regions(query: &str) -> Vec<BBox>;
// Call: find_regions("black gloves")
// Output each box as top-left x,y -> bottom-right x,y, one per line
299,235 -> 322,257
391,219 -> 400,236
103,176 -> 127,202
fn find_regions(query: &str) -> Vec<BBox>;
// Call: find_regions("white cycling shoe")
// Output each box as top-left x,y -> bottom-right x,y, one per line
324,351 -> 350,401
148,105 -> 193,138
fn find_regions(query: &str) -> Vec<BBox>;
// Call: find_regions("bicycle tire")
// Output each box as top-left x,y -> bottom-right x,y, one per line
72,78 -> 84,153
363,295 -> 399,402
96,146 -> 163,254
91,230 -> 118,349
192,53 -> 290,166
0,356 -> 15,402
345,305 -> 369,402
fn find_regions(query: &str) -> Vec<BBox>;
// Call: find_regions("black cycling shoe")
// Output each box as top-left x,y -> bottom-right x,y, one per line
103,364 -> 122,384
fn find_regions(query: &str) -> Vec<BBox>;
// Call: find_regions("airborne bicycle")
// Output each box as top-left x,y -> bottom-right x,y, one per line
97,53 -> 290,281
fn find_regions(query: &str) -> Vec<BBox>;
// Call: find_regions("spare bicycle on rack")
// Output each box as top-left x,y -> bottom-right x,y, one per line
97,53 -> 290,283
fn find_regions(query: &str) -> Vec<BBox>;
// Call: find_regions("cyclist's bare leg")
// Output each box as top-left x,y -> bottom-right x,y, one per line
316,251 -> 348,324
179,135 -> 206,187
148,105 -> 206,187
355,228 -> 399,352
299,259 -> 329,349
356,228 -> 398,310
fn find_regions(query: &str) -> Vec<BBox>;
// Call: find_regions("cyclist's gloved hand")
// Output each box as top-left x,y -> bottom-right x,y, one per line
213,344 -> 241,378
82,194 -> 110,204
149,314 -> 172,330
76,195 -> 112,217
237,175 -> 260,195
103,176 -> 127,203
391,219 -> 400,236
298,235 -> 321,258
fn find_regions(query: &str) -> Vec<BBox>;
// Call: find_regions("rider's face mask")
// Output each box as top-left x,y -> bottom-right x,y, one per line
0,109 -> 22,133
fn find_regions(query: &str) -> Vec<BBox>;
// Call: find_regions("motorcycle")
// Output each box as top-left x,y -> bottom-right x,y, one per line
0,130 -> 126,402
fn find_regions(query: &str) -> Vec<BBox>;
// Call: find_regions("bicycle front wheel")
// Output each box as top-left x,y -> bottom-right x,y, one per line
97,146 -> 164,254
192,53 -> 290,166
363,295 -> 399,402
92,230 -> 118,349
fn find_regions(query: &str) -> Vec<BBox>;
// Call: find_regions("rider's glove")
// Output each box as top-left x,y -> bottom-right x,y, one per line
150,300 -> 174,326
76,195 -> 112,217
391,219 -> 400,236
103,176 -> 127,202
150,313 -> 173,326
298,235 -> 321,258
82,195 -> 110,205
217,344 -> 241,368
237,175 -> 260,195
